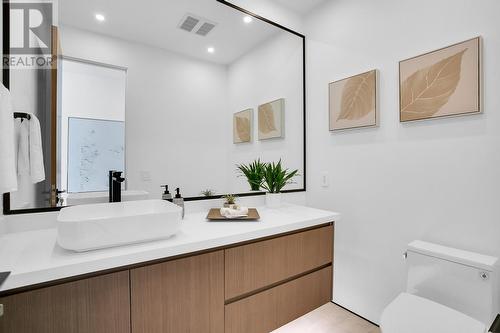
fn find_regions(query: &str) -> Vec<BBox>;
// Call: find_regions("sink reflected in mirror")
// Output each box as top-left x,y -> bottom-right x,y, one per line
64,190 -> 149,206
57,200 -> 182,252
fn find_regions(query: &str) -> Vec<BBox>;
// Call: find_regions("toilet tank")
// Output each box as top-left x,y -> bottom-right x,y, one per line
406,240 -> 499,326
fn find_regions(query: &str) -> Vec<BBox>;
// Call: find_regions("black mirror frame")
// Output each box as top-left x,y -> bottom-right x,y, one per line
1,0 -> 306,215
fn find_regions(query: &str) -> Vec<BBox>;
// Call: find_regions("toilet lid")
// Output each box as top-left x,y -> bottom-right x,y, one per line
380,293 -> 486,333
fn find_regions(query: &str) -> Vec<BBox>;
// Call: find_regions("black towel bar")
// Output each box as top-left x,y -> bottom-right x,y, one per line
13,112 -> 31,120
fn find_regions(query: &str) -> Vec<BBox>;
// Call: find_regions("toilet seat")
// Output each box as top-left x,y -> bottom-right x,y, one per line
380,293 -> 486,333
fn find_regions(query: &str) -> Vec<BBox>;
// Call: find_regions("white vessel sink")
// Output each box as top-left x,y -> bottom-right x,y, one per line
57,200 -> 182,252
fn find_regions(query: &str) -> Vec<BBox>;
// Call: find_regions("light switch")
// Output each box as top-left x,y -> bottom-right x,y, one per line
321,172 -> 329,188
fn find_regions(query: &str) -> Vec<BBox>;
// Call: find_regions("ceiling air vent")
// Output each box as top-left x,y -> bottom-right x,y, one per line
179,15 -> 200,32
195,22 -> 216,36
178,14 -> 217,37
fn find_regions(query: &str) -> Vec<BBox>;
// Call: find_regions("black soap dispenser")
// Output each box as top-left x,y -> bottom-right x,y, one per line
172,187 -> 185,219
161,185 -> 173,202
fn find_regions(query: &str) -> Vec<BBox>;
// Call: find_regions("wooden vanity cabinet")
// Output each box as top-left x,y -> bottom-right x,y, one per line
0,271 -> 130,333
0,224 -> 334,333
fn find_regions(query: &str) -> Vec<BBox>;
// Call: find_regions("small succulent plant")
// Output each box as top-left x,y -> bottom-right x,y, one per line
200,189 -> 216,197
221,194 -> 237,205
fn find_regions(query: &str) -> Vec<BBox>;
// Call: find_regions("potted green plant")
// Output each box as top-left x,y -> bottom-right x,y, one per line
236,159 -> 266,191
221,194 -> 238,209
261,160 -> 298,208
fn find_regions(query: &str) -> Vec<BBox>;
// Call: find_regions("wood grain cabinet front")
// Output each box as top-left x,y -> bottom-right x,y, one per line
0,224 -> 334,333
225,266 -> 333,333
0,271 -> 131,333
225,225 -> 334,300
130,250 -> 225,333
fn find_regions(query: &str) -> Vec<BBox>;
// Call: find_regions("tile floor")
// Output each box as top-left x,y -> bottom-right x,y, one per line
273,302 -> 381,333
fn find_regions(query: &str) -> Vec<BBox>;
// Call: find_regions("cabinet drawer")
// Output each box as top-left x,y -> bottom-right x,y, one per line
225,266 -> 332,333
0,271 -> 130,333
225,225 -> 333,300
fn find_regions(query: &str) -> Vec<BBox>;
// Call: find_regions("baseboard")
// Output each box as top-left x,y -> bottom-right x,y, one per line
330,301 -> 380,327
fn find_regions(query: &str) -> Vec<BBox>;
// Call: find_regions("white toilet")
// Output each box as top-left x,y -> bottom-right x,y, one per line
380,240 -> 499,333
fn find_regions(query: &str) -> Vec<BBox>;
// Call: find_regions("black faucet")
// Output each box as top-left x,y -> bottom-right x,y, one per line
109,170 -> 125,203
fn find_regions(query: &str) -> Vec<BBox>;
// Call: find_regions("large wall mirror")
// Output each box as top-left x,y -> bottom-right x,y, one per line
2,0 -> 306,214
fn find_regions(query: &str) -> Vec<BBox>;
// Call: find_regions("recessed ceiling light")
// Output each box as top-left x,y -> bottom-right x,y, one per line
243,16 -> 253,24
207,47 -> 215,54
95,13 -> 105,22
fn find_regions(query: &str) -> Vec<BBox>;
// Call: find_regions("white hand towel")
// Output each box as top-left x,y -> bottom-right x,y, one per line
17,119 -> 30,177
220,206 -> 249,219
0,84 -> 18,193
16,113 -> 45,184
28,114 -> 45,183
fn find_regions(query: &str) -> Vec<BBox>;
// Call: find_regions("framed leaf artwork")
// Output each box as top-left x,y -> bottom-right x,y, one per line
258,98 -> 284,140
233,109 -> 253,143
399,37 -> 481,122
329,70 -> 377,131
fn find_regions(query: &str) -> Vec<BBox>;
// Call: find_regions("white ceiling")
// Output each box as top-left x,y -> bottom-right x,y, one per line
270,0 -> 328,15
59,0 -> 285,65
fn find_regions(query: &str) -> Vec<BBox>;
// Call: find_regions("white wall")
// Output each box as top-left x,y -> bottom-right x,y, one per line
227,32 -> 304,193
60,26 -> 230,198
304,0 -> 500,323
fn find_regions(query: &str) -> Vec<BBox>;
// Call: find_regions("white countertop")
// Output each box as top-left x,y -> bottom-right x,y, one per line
0,204 -> 339,293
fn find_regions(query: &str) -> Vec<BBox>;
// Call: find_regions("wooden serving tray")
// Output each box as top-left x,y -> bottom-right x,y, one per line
206,208 -> 260,221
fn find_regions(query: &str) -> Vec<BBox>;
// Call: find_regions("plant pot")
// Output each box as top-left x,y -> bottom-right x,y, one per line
223,203 -> 237,209
265,192 -> 282,208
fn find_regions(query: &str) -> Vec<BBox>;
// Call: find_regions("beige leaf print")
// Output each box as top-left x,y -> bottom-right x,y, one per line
401,49 -> 467,121
259,104 -> 277,134
338,70 -> 376,121
235,116 -> 250,142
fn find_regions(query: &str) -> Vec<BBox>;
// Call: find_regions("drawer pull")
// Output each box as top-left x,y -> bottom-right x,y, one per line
0,303 -> 4,317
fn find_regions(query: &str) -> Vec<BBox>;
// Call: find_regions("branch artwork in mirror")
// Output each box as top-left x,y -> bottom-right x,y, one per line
258,98 -> 285,140
2,0 -> 306,214
233,109 -> 253,143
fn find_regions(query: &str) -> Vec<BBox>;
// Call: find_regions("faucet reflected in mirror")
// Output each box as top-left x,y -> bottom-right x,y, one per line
109,171 -> 125,203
